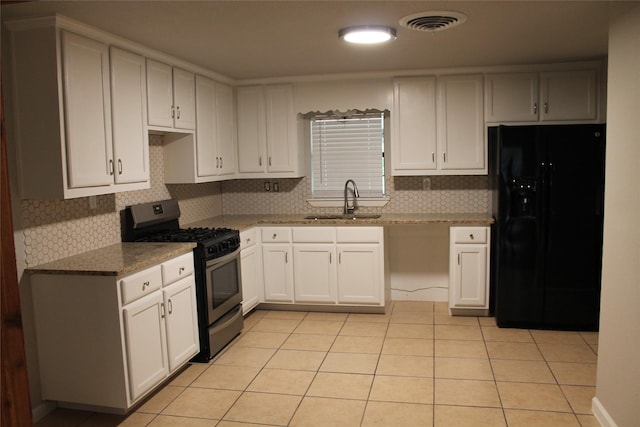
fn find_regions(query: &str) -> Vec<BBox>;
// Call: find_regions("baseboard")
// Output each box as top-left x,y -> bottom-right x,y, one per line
592,397 -> 619,427
32,400 -> 56,422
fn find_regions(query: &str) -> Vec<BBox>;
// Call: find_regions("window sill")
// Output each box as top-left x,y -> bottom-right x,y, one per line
306,197 -> 390,208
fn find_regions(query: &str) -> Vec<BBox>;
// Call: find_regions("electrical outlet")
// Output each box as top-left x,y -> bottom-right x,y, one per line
273,182 -> 279,192
422,177 -> 431,191
264,182 -> 270,192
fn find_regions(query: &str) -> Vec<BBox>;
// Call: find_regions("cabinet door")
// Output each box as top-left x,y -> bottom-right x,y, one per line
485,73 -> 539,122
540,70 -> 597,121
450,244 -> 488,308
110,47 -> 149,185
241,244 -> 262,314
215,82 -> 237,176
293,245 -> 337,303
236,86 -> 266,173
163,276 -> 199,372
61,31 -> 113,189
195,75 -> 219,177
437,75 -> 485,172
391,77 -> 437,174
172,68 -> 196,129
265,84 -> 296,173
146,60 -> 174,128
122,292 -> 168,401
337,244 -> 381,304
262,244 -> 294,302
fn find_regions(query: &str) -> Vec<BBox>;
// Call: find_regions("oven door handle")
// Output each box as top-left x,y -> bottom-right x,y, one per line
206,247 -> 241,266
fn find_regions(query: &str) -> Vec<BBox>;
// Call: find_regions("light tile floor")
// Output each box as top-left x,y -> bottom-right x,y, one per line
36,301 -> 600,426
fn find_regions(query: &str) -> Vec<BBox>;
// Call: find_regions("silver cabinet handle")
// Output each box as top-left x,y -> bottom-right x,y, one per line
216,157 -> 220,168
171,105 -> 175,119
469,234 -> 475,240
220,157 -> 223,168
168,299 -> 173,315
458,253 -> 461,265
176,105 -> 181,119
179,267 -> 185,275
272,233 -> 277,239
533,102 -> 538,114
117,159 -> 123,175
339,252 -> 342,264
259,156 -> 262,166
329,253 -> 332,264
142,281 -> 150,291
246,238 -> 251,244
285,252 -> 288,263
432,152 -> 435,163
268,157 -> 272,167
443,152 -> 447,163
160,302 -> 166,318
109,159 -> 114,176
544,102 -> 549,114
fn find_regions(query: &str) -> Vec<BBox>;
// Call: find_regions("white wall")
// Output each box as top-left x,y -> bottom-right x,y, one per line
593,4 -> 640,427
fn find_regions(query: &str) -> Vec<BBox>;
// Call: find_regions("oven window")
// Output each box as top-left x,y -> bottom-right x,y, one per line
208,258 -> 239,309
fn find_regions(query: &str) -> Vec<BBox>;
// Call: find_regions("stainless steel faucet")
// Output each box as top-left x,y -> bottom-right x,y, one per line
343,179 -> 360,215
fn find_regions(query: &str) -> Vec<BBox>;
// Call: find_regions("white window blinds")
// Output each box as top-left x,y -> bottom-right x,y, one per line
310,111 -> 385,198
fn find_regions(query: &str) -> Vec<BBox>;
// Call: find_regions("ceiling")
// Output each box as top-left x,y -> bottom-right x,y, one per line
1,1 -> 612,81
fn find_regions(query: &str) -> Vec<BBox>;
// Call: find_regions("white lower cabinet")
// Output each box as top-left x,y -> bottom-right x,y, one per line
240,228 -> 262,314
258,226 -> 385,308
337,244 -> 381,304
293,245 -> 337,303
31,251 -> 198,411
449,227 -> 490,315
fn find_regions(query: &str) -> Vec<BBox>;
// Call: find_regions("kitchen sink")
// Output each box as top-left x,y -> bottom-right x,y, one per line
304,214 -> 381,220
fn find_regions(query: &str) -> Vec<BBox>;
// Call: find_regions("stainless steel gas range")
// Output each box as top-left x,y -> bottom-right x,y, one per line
122,199 -> 242,362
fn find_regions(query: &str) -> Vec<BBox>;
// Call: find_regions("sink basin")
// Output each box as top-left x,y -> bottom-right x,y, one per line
304,214 -> 381,220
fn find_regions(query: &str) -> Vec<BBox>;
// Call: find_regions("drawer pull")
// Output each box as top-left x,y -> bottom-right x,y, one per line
179,267 -> 185,275
469,234 -> 475,240
273,233 -> 277,239
142,281 -> 150,291
168,299 -> 173,315
160,302 -> 166,318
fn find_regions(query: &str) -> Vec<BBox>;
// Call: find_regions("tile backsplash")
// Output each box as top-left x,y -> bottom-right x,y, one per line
18,135 -> 489,267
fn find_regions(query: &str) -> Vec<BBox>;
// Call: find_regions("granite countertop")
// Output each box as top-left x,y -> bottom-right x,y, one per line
26,242 -> 196,277
185,213 -> 494,231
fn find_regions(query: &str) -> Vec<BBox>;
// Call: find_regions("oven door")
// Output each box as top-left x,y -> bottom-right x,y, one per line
204,248 -> 242,325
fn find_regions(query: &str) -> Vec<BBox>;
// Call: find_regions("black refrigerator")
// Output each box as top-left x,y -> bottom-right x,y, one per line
489,124 -> 605,331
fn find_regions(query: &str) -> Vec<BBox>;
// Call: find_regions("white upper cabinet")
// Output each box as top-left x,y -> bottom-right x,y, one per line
146,60 -> 195,131
540,70 -> 598,121
392,75 -> 485,176
6,20 -> 150,199
163,76 -> 236,183
110,47 -> 150,185
437,75 -> 485,172
485,73 -> 539,123
485,69 -> 599,123
391,77 -> 437,173
236,84 -> 303,178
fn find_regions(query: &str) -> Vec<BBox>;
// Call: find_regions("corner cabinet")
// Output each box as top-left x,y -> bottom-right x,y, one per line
485,69 -> 599,123
7,20 -> 150,199
30,252 -> 199,412
392,75 -> 486,176
236,84 -> 304,178
449,226 -> 490,316
163,76 -> 236,183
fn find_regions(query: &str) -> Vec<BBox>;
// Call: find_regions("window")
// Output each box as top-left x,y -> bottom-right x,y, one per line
310,111 -> 385,199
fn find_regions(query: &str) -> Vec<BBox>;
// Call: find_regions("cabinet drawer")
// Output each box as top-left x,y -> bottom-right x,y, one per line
261,227 -> 291,243
162,252 -> 194,286
336,227 -> 381,243
240,228 -> 258,249
292,227 -> 336,243
451,227 -> 488,244
120,265 -> 162,305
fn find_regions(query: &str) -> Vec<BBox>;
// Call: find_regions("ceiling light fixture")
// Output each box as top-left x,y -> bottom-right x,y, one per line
338,25 -> 397,44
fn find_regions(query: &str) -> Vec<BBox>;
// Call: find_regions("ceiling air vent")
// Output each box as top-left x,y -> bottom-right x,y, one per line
399,11 -> 467,32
